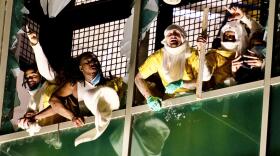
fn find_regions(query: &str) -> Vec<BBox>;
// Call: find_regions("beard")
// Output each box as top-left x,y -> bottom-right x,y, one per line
221,40 -> 248,55
28,82 -> 41,91
221,41 -> 239,52
162,41 -> 191,82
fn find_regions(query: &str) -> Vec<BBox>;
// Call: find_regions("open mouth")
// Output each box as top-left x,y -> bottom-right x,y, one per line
28,81 -> 37,88
91,66 -> 97,70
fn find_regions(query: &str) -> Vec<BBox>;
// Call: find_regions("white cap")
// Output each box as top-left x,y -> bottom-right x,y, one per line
162,24 -> 187,45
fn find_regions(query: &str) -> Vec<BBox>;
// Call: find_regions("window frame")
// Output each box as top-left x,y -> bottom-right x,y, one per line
0,1 -> 277,156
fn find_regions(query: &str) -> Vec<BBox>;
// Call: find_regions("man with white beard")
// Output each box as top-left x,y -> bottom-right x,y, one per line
135,24 -> 212,111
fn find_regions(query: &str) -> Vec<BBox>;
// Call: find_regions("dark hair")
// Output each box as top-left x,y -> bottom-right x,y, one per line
22,64 -> 42,88
250,31 -> 266,47
72,52 -> 106,85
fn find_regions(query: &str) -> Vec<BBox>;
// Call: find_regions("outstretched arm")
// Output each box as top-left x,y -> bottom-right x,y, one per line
49,82 -> 84,127
135,72 -> 153,99
135,72 -> 161,111
18,106 -> 56,129
26,32 -> 56,82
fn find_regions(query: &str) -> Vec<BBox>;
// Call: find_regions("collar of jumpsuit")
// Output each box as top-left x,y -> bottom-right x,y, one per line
161,24 -> 192,83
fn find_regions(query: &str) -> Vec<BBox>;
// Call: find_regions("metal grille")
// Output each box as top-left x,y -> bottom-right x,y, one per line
19,17 -> 40,65
172,0 -> 261,49
72,19 -> 128,77
148,18 -> 157,55
75,0 -> 99,6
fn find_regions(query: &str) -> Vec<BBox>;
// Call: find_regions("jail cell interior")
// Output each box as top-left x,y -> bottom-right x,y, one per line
12,0 -> 269,113
17,0 -> 268,82
72,20 -> 128,77
149,0 -> 266,53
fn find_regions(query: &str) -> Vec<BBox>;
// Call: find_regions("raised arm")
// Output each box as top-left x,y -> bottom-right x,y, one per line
27,32 -> 56,82
240,15 -> 263,37
226,7 -> 263,37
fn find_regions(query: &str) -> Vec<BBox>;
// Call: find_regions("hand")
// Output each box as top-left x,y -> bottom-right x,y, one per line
25,26 -> 38,46
196,35 -> 207,51
18,116 -> 36,129
225,7 -> 244,21
72,116 -> 85,127
232,54 -> 243,73
243,50 -> 263,68
147,96 -> 162,111
165,79 -> 184,94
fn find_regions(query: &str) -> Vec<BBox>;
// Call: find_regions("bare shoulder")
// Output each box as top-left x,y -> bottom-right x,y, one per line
55,81 -> 77,97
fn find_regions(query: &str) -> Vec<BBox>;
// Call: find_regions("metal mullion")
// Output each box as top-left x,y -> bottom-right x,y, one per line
259,0 -> 276,155
271,76 -> 280,86
131,80 -> 264,115
0,0 -> 13,128
121,0 -> 141,155
0,0 -> 6,49
0,75 -> 277,148
57,109 -> 126,131
0,109 -> 125,144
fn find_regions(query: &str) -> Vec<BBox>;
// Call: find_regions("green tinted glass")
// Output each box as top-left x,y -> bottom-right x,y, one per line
0,118 -> 124,156
131,89 -> 263,156
267,84 -> 280,156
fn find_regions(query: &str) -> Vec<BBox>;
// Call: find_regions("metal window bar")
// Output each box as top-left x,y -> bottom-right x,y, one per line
0,0 -> 13,130
72,19 -> 128,77
19,16 -> 40,65
75,0 -> 99,6
172,0 -> 261,50
0,1 -> 276,156
148,17 -> 157,55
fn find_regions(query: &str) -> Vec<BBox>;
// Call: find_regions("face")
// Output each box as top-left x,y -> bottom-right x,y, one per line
79,55 -> 100,79
24,69 -> 41,90
165,29 -> 183,48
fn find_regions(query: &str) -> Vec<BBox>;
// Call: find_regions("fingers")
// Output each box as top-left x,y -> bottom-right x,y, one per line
18,117 -> 33,129
25,25 -> 38,46
243,55 -> 258,59
152,103 -> 161,111
27,33 -> 38,46
25,25 -> 30,33
225,6 -> 243,21
233,54 -> 242,62
246,50 -> 258,57
244,60 -> 262,68
232,60 -> 243,72
232,61 -> 243,66
225,6 -> 239,14
244,60 -> 259,63
235,7 -> 244,16
18,118 -> 24,128
27,32 -> 37,40
225,6 -> 234,14
72,117 -> 85,127
197,35 -> 207,41
148,101 -> 161,111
